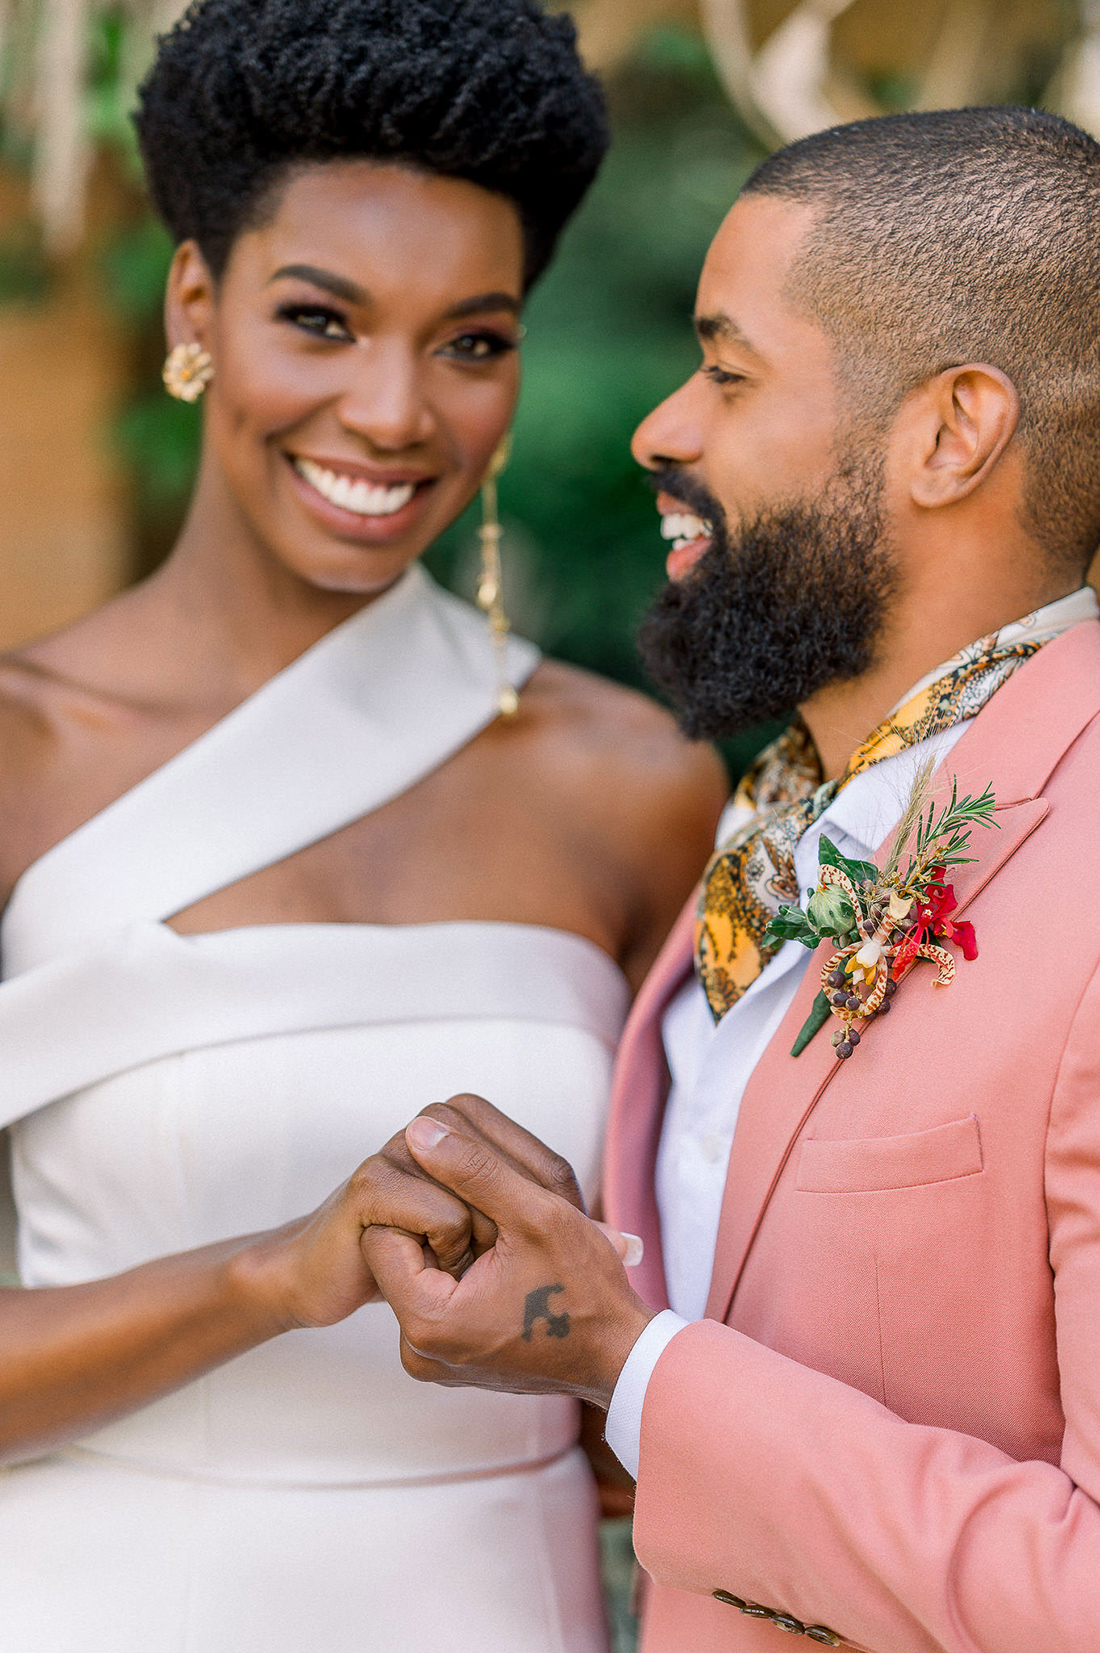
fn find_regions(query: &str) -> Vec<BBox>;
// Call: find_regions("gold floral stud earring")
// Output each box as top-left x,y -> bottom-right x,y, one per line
477,436 -> 520,719
163,342 -> 214,403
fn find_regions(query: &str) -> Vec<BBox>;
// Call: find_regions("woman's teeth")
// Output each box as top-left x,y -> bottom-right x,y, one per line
294,457 -> 417,517
660,511 -> 712,552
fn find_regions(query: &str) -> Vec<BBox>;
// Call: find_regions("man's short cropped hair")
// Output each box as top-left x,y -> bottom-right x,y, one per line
744,107 -> 1100,575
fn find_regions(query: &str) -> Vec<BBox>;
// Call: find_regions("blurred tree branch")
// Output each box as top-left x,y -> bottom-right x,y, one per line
571,0 -> 1099,150
5,0 -> 1100,254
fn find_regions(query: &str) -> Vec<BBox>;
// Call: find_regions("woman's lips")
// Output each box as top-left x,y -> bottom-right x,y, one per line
285,453 -> 437,543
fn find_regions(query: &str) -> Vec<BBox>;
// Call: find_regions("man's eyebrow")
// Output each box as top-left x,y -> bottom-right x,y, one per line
268,264 -> 368,304
694,311 -> 763,358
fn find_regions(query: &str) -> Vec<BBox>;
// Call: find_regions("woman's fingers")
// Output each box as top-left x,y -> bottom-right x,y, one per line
347,1156 -> 474,1277
593,1223 -> 644,1268
366,1129 -> 499,1255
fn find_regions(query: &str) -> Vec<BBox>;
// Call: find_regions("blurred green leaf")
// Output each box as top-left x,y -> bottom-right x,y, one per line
113,392 -> 202,521
0,228 -> 50,304
99,218 -> 173,324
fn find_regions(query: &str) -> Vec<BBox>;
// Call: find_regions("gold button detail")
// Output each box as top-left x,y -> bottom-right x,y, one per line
712,1590 -> 748,1609
805,1628 -> 841,1646
773,1613 -> 806,1633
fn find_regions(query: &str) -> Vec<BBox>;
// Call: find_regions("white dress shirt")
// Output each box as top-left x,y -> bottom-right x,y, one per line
605,587 -> 1100,1478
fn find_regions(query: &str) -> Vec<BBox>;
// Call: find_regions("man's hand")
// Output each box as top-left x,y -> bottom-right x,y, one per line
361,1104 -> 655,1409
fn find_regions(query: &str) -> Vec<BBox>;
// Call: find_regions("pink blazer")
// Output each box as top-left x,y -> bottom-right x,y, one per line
604,619 -> 1100,1653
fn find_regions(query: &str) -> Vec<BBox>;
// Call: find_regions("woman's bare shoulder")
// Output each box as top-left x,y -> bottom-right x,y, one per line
515,659 -> 727,985
0,652 -> 70,779
519,657 -> 728,814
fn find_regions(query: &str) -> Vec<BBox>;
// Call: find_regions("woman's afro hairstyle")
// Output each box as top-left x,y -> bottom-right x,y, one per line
135,0 -> 609,288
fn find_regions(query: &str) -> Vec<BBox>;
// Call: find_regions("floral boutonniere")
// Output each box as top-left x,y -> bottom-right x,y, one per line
764,760 -> 998,1060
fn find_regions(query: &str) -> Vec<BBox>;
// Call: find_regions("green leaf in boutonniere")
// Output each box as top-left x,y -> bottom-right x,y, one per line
817,834 -> 879,891
790,989 -> 832,1057
764,903 -> 821,949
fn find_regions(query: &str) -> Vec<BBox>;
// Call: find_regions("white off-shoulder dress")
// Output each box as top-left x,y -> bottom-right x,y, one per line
0,567 -> 628,1653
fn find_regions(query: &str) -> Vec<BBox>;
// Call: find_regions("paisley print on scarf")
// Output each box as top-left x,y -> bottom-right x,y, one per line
695,636 -> 1042,1022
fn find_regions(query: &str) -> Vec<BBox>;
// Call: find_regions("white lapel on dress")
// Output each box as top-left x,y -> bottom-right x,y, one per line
2,567 -> 539,974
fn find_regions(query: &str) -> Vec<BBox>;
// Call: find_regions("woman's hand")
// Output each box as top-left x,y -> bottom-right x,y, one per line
244,1151 -> 476,1331
241,1092 -> 592,1331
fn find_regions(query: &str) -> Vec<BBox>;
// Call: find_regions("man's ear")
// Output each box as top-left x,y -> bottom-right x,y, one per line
164,239 -> 216,352
905,363 -> 1020,509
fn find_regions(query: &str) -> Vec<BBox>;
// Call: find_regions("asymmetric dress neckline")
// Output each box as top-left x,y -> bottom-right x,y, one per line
3,560 -> 542,969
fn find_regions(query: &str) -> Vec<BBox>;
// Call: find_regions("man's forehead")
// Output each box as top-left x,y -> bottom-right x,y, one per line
695,193 -> 822,359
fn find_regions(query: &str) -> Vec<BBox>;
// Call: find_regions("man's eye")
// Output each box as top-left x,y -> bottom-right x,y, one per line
702,365 -> 745,388
278,304 -> 353,342
442,332 -> 516,362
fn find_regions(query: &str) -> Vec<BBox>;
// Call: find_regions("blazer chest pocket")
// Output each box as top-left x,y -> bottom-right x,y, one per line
796,1114 -> 983,1194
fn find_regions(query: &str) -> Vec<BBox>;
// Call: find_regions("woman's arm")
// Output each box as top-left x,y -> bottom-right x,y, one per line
0,1150 -> 477,1464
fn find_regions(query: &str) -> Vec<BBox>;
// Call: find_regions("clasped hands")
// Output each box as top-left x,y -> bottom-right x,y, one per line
354,1096 -> 655,1410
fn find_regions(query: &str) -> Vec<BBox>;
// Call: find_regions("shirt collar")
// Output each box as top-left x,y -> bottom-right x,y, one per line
894,586 -> 1098,711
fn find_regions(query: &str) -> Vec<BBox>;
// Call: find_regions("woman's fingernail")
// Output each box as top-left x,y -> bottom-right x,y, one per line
407,1117 -> 449,1152
622,1233 -> 645,1268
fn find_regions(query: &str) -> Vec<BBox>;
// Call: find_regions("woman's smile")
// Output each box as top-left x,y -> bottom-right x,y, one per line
286,452 -> 440,543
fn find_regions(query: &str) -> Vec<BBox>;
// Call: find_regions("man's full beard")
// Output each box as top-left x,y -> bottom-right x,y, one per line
636,457 -> 898,741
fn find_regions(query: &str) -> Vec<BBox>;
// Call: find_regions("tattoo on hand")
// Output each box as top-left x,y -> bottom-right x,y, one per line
523,1284 -> 571,1342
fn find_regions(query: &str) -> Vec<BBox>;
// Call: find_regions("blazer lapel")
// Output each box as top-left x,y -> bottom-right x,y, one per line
704,618 -> 1100,1324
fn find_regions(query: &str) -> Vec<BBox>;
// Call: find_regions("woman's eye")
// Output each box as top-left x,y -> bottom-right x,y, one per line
279,304 -> 354,342
442,332 -> 516,362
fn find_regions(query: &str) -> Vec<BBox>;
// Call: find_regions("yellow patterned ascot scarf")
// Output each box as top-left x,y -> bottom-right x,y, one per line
695,633 -> 1043,1022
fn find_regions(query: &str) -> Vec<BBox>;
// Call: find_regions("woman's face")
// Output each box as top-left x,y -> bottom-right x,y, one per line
168,161 -> 526,596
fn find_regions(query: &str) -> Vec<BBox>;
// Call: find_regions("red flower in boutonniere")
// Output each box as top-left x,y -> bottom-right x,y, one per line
896,868 -> 979,970
768,772 -> 997,1061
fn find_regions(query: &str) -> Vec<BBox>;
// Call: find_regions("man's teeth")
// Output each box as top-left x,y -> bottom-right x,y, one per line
295,458 -> 417,517
660,511 -> 712,552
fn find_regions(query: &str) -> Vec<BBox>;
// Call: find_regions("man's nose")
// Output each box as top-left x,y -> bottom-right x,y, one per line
336,339 -> 436,453
631,375 -> 705,472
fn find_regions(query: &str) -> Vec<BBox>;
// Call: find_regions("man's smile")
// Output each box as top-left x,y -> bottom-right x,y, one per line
656,490 -> 713,579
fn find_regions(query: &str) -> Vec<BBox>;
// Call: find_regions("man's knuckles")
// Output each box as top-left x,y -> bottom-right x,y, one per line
540,1151 -> 584,1209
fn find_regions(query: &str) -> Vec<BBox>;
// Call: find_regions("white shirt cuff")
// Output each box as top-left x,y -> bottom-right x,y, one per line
604,1309 -> 689,1479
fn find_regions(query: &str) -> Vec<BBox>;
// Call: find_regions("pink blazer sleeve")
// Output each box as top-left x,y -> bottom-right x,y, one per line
632,959 -> 1100,1653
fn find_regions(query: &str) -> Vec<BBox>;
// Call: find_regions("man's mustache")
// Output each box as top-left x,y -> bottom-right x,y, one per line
647,465 -> 727,535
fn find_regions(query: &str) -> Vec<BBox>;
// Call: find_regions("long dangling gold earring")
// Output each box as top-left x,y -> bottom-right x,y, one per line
477,436 -> 520,718
163,342 -> 214,403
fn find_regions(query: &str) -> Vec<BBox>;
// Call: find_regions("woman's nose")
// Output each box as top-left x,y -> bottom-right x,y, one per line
336,339 -> 436,453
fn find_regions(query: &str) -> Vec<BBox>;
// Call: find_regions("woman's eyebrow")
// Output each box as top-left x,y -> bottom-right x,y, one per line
443,291 -> 521,320
267,264 -> 367,303
266,270 -> 519,321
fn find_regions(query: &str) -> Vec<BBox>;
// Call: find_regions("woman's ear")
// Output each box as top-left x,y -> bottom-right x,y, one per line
907,363 -> 1020,509
164,239 -> 216,352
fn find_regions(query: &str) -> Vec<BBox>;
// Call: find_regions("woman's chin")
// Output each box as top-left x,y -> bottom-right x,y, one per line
285,544 -> 423,599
